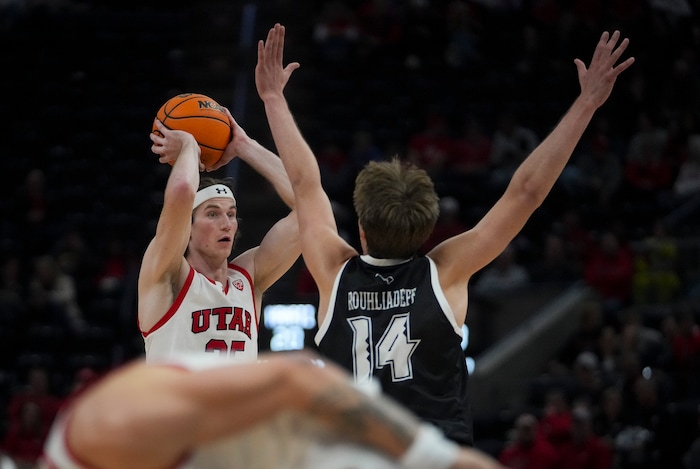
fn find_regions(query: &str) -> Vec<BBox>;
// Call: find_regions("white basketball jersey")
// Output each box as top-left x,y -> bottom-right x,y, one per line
142,264 -> 258,362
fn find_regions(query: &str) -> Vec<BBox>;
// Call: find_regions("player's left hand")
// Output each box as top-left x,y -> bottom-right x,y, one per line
151,118 -> 204,171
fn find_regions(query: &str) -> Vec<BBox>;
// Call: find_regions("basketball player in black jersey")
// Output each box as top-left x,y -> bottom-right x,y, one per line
255,23 -> 634,445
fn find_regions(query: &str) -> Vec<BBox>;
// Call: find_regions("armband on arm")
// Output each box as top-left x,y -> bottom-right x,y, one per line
400,425 -> 460,469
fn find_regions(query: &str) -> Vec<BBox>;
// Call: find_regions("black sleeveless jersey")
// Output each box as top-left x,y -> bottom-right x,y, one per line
315,255 -> 473,445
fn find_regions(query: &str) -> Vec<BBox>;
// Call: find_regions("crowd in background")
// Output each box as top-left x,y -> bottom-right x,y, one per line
1,0 -> 700,468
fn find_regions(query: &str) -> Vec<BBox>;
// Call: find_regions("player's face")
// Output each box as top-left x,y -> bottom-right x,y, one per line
191,198 -> 238,257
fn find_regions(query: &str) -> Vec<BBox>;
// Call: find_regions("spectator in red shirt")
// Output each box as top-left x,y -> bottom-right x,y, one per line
421,196 -> 467,253
620,112 -> 675,222
450,116 -> 492,177
623,113 -> 674,194
671,308 -> 700,370
556,405 -> 613,469
584,230 -> 634,317
537,388 -> 573,451
3,401 -> 46,469
445,116 -> 493,201
558,209 -> 595,267
407,112 -> 453,183
499,413 -> 559,469
668,307 -> 700,398
7,367 -> 61,434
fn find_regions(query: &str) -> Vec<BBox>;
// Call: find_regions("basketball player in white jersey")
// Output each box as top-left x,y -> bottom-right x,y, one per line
140,114 -> 299,361
40,350 -> 506,469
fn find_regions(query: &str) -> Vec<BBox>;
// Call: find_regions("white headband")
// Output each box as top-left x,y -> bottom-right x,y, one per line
193,184 -> 236,209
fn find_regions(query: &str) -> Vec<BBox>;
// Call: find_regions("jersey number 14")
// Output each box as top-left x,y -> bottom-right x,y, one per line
347,313 -> 420,384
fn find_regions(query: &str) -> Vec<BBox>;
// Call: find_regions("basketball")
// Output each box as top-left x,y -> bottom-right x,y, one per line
153,93 -> 232,167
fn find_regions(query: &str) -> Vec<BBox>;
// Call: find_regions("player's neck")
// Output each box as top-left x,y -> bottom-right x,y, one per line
360,254 -> 412,266
187,253 -> 229,284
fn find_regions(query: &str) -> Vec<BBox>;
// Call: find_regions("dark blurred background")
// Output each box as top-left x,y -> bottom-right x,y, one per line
2,1 -> 700,468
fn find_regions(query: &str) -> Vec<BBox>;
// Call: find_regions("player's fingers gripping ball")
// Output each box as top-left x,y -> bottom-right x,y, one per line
153,93 -> 233,168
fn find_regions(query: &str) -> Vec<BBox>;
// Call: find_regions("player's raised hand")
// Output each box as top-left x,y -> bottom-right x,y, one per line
150,118 -> 203,171
255,23 -> 300,101
574,30 -> 635,109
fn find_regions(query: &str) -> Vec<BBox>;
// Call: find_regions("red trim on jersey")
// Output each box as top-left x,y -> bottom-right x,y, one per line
199,270 -> 231,294
43,363 -> 192,469
40,371 -> 110,469
141,266 -> 196,336
228,263 -> 259,330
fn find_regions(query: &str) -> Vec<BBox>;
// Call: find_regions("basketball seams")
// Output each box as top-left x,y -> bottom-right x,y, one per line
159,115 -> 230,125
153,93 -> 232,165
164,93 -> 208,114
199,142 -> 226,151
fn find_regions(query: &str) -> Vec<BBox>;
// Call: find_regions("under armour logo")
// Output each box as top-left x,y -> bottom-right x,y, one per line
375,273 -> 394,285
216,187 -> 228,194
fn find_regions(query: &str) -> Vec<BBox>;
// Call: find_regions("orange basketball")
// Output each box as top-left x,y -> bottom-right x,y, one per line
153,93 -> 232,167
